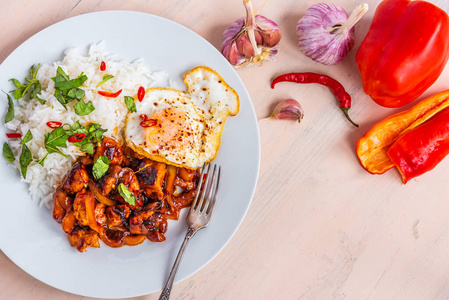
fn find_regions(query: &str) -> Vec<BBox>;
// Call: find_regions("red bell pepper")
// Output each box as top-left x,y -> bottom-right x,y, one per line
387,106 -> 449,183
356,0 -> 449,108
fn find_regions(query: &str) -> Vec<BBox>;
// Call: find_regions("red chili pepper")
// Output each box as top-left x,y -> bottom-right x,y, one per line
100,61 -> 106,71
6,133 -> 22,138
46,121 -> 62,129
98,89 -> 122,98
137,86 -> 145,102
140,119 -> 157,127
139,114 -> 148,121
271,72 -> 358,127
68,133 -> 86,143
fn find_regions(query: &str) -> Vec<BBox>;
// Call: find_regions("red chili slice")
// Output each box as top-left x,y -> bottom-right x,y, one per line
68,133 -> 86,143
100,61 -> 106,71
139,114 -> 148,121
46,121 -> 62,129
98,90 -> 122,98
140,119 -> 157,127
137,86 -> 145,102
6,133 -> 22,138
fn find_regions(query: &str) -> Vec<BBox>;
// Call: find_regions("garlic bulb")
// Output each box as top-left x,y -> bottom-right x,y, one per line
296,3 -> 368,65
221,0 -> 281,67
270,99 -> 304,122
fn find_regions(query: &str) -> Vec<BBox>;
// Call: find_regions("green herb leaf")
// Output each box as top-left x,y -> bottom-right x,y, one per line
37,153 -> 48,166
9,78 -> 22,88
52,67 -> 70,83
10,64 -> 42,103
32,64 -> 40,79
3,142 -> 14,162
67,87 -> 85,100
29,82 -> 41,99
79,143 -> 94,154
118,183 -> 136,206
92,155 -> 111,179
36,96 -> 46,105
19,144 -> 32,179
21,130 -> 33,145
74,101 -> 95,116
124,96 -> 137,112
96,74 -> 114,87
4,92 -> 14,123
66,120 -> 88,136
87,123 -> 101,132
44,126 -> 68,157
13,87 -> 25,100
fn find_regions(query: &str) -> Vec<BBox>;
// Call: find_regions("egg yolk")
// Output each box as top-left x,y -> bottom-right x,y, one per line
144,108 -> 194,151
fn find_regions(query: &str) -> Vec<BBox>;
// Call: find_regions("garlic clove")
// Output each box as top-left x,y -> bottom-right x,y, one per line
270,99 -> 304,122
227,41 -> 246,66
221,0 -> 281,67
236,34 -> 256,58
255,15 -> 281,47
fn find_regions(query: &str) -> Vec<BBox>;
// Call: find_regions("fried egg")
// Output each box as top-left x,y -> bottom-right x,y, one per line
125,66 -> 240,169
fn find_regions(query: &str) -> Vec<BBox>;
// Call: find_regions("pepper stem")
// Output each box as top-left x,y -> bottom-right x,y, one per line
243,0 -> 261,55
340,107 -> 359,127
331,3 -> 369,35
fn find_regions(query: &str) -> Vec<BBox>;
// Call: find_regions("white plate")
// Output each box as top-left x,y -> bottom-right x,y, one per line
0,11 -> 260,298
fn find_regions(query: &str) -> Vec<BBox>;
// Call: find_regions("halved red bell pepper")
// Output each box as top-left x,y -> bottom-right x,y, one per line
356,89 -> 449,183
356,0 -> 449,108
388,107 -> 449,183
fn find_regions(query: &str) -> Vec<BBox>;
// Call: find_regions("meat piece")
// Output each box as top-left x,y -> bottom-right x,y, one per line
62,210 -> 76,233
73,189 -> 89,226
174,177 -> 195,191
53,188 -> 72,222
173,189 -> 197,210
136,159 -> 166,200
59,162 -> 89,195
88,179 -> 116,207
122,145 -> 145,168
77,155 -> 93,166
94,136 -> 123,165
110,168 -> 144,209
101,165 -> 122,195
129,204 -> 167,241
106,205 -> 131,228
68,228 -> 100,252
95,203 -> 106,226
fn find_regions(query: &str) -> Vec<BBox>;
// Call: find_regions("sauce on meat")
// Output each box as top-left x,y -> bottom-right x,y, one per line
52,137 -> 199,252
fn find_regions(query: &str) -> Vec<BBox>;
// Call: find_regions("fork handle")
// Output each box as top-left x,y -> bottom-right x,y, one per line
159,228 -> 197,300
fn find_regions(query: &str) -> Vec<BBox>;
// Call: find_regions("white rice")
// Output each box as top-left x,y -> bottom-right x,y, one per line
5,42 -> 169,208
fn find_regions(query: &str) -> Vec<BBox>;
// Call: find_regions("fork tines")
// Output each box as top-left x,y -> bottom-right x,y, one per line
191,163 -> 221,215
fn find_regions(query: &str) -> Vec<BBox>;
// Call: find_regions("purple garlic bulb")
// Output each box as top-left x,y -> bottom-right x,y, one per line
296,3 -> 368,65
221,0 -> 281,67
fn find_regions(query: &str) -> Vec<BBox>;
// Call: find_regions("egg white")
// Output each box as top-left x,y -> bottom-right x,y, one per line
125,66 -> 239,169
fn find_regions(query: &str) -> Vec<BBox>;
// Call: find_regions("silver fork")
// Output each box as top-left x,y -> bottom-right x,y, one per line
158,164 -> 221,300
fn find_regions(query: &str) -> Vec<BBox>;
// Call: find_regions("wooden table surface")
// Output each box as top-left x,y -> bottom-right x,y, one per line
2,0 -> 449,299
